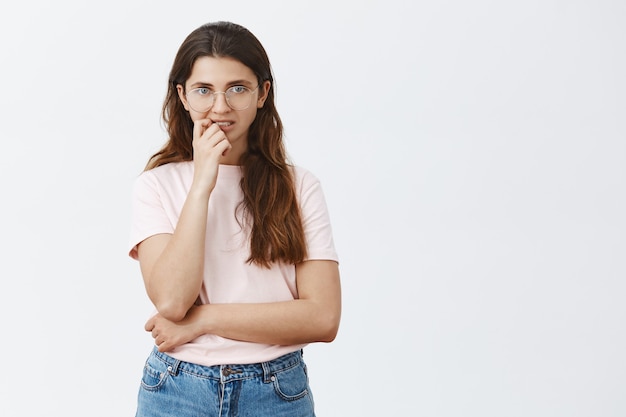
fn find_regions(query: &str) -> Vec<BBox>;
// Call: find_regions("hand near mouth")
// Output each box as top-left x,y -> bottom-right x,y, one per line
190,118 -> 232,195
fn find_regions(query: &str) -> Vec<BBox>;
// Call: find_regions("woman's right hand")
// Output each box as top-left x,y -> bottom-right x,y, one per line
190,118 -> 232,195
137,118 -> 229,321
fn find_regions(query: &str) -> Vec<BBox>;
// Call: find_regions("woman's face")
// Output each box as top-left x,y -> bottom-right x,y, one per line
177,56 -> 270,162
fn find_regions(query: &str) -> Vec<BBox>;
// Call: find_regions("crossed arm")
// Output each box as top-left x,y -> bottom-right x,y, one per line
137,229 -> 341,352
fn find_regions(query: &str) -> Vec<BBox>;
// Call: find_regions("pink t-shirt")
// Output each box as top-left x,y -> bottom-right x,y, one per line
128,161 -> 338,366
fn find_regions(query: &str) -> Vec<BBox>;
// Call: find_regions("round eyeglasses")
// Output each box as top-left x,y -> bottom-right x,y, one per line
185,85 -> 259,112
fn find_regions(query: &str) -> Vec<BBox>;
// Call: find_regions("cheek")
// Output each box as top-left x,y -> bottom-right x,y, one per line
188,109 -> 208,122
242,108 -> 260,125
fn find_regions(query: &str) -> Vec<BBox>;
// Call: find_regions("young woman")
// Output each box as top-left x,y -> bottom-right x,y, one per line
128,21 -> 341,416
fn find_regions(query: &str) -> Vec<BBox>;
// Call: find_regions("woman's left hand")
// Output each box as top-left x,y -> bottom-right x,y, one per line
144,306 -> 204,352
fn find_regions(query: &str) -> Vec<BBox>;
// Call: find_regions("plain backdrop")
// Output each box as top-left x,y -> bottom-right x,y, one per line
1,1 -> 624,416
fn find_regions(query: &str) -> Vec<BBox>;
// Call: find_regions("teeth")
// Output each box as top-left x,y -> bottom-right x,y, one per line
216,122 -> 232,126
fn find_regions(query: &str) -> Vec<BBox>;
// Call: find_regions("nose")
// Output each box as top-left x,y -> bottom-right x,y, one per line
211,91 -> 231,113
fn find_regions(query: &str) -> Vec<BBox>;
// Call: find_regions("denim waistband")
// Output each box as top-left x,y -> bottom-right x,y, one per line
150,347 -> 303,383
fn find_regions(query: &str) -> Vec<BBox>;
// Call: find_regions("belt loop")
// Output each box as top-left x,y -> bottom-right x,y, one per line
167,359 -> 181,376
261,360 -> 273,383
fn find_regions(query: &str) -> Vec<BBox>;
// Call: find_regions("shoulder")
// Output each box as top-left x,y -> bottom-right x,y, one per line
290,165 -> 331,207
135,161 -> 193,186
132,161 -> 194,201
145,161 -> 193,178
290,165 -> 321,190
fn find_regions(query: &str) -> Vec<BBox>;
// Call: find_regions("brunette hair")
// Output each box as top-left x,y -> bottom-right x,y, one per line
145,21 -> 307,267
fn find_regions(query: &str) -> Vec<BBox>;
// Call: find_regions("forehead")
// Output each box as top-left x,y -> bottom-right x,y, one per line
186,56 -> 257,87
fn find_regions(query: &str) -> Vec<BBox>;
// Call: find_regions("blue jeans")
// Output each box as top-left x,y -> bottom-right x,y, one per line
135,347 -> 315,417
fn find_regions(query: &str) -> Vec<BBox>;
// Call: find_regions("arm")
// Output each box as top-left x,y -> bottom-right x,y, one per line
145,259 -> 341,351
136,190 -> 208,322
138,119 -> 232,322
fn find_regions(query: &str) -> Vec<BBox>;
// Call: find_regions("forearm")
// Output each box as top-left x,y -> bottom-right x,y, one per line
145,260 -> 342,352
143,189 -> 210,320
195,299 -> 340,346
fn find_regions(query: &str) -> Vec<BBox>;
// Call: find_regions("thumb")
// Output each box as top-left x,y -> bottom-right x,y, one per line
144,316 -> 155,332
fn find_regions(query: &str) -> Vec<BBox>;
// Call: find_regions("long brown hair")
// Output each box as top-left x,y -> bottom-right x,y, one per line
145,21 -> 307,267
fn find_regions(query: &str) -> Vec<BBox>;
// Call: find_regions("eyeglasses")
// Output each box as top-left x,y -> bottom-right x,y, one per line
185,85 -> 259,112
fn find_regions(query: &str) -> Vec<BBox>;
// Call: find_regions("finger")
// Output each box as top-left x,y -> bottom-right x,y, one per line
200,121 -> 223,139
144,318 -> 154,332
193,118 -> 213,141
215,138 -> 232,157
205,126 -> 227,145
200,130 -> 230,160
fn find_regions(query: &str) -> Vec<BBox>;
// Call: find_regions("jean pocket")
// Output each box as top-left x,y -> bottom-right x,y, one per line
140,354 -> 171,391
272,362 -> 310,401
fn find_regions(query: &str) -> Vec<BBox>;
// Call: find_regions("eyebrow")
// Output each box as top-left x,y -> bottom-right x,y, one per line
189,79 -> 256,89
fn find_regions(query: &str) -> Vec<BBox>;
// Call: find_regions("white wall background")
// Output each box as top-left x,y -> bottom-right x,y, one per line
1,1 -> 624,416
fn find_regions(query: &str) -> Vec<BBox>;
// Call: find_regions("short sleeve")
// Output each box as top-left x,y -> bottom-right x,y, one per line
128,171 -> 175,260
296,168 -> 339,263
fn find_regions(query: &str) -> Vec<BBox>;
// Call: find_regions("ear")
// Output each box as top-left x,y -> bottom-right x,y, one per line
176,84 -> 190,111
257,80 -> 271,108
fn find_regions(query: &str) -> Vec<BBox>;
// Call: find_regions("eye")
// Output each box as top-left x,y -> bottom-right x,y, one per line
229,85 -> 248,94
194,87 -> 211,96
